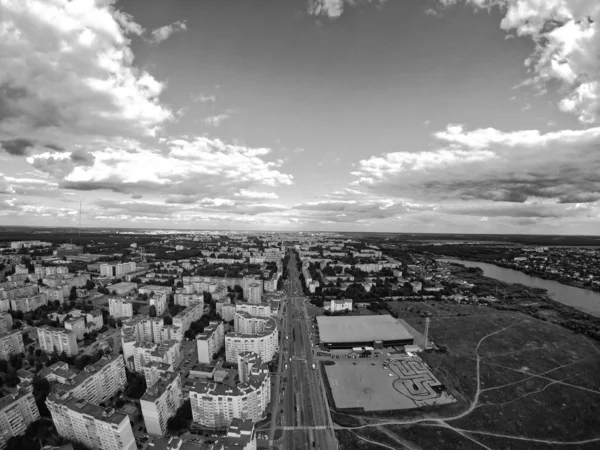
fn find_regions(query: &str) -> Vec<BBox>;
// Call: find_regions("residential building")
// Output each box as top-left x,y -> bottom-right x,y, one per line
0,330 -> 24,361
221,304 -> 236,322
246,283 -> 262,305
109,297 -> 133,318
172,303 -> 203,334
0,389 -> 40,450
37,326 -> 78,356
100,262 -> 137,278
150,293 -> 167,316
324,298 -> 353,312
46,391 -> 135,450
225,321 -> 278,364
108,282 -> 137,295
189,353 -> 270,429
196,321 -> 224,364
132,341 -> 181,373
173,291 -> 204,308
0,313 -> 12,334
140,372 -> 183,436
85,309 -> 104,332
10,293 -> 48,312
64,316 -> 86,340
235,303 -> 272,319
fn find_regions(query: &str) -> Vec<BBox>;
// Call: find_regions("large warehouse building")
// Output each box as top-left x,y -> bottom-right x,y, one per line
316,315 -> 414,349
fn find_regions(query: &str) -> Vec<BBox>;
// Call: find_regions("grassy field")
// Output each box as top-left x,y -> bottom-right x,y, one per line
333,302 -> 600,450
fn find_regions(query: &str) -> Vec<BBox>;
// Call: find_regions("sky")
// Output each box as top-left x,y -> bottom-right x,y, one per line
2,0 -> 600,234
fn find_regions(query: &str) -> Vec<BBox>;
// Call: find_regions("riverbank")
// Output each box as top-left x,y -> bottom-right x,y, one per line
441,262 -> 600,342
434,253 -> 600,293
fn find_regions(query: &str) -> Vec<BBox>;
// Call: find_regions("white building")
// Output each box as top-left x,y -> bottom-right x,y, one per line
0,389 -> 41,450
64,316 -> 86,340
150,292 -> 167,316
0,330 -> 24,361
109,297 -> 133,319
0,313 -> 13,334
46,392 -> 135,450
100,262 -> 137,278
196,321 -> 224,364
172,303 -> 203,334
37,326 -> 78,356
226,316 -> 278,363
141,372 -> 184,437
246,283 -> 263,305
324,298 -> 352,312
189,352 -> 270,429
85,309 -> 104,332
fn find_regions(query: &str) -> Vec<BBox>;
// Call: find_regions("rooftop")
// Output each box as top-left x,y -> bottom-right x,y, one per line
317,315 -> 413,344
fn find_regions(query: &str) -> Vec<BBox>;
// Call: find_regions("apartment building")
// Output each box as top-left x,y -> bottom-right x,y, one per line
132,341 -> 181,373
173,291 -> 204,308
46,391 -> 135,450
108,297 -> 133,319
225,321 -> 278,364
10,293 -> 48,312
100,262 -> 137,278
235,303 -> 272,319
40,354 -> 126,406
220,303 -> 236,322
37,326 -> 78,356
85,309 -> 104,332
140,372 -> 184,436
196,321 -> 224,364
64,316 -> 86,340
0,313 -> 12,334
0,389 -> 40,449
0,330 -> 24,361
0,284 -> 38,301
189,353 -> 270,429
172,303 -> 203,334
149,293 -> 167,316
324,298 -> 353,312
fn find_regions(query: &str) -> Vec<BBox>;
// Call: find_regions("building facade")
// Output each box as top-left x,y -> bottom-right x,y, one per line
0,330 -> 24,361
0,389 -> 41,450
196,321 -> 225,364
140,372 -> 183,436
37,326 -> 78,356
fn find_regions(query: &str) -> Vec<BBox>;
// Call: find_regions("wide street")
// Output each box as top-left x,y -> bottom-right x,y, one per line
269,250 -> 337,450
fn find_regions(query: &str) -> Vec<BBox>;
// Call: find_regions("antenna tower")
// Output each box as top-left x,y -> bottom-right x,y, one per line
424,317 -> 431,349
79,201 -> 82,242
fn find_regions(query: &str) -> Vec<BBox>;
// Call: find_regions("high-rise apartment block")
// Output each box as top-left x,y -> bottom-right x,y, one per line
196,321 -> 224,364
189,352 -> 270,429
149,293 -> 167,316
108,297 -> 133,319
140,371 -> 183,436
100,262 -> 137,278
0,330 -> 24,361
0,313 -> 13,334
47,392 -> 135,450
225,317 -> 278,363
0,389 -> 40,450
64,316 -> 86,340
172,303 -> 203,334
37,326 -> 78,356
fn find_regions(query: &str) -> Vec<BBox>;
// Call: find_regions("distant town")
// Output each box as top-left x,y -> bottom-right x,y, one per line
0,230 -> 599,450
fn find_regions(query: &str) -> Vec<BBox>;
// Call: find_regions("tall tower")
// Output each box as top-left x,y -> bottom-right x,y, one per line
423,318 -> 430,349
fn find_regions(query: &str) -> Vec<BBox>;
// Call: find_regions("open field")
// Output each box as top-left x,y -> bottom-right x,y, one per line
334,303 -> 600,450
325,356 -> 455,411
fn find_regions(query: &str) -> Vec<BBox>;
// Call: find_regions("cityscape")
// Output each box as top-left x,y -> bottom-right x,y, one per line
2,0 -> 600,449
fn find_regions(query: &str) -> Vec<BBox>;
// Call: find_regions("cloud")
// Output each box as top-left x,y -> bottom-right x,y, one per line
307,0 -> 387,20
191,94 -> 216,103
203,112 -> 232,127
234,190 -> 279,200
0,0 -> 172,152
435,1 -> 600,124
147,20 -> 187,44
353,124 -> 600,204
0,138 -> 35,156
32,137 -> 293,201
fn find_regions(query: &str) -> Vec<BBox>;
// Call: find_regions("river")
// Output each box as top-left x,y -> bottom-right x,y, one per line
439,258 -> 600,318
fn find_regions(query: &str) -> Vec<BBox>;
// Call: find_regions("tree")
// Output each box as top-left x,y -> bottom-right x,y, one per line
85,280 -> 95,290
69,286 -> 78,301
141,293 -> 149,301
163,316 -> 173,326
149,305 -> 157,317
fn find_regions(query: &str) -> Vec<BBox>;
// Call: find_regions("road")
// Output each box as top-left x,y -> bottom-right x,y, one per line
272,250 -> 337,450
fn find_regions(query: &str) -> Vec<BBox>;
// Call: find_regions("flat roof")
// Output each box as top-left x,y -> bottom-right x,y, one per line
317,315 -> 412,344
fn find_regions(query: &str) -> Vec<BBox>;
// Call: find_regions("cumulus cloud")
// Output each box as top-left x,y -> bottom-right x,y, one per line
435,0 -> 600,124
191,94 -> 216,103
147,20 -> 187,44
353,125 -> 600,205
28,137 -> 293,201
0,0 -> 172,152
307,0 -> 387,19
234,190 -> 279,200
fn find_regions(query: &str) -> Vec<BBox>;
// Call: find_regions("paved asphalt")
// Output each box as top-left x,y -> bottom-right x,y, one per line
271,251 -> 337,450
